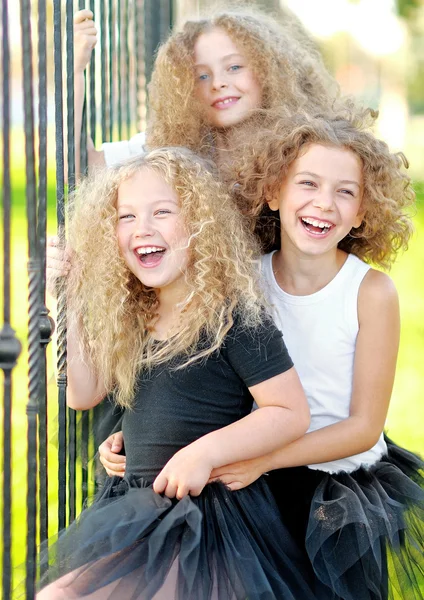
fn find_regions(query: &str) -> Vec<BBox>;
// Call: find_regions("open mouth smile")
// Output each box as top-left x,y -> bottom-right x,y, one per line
300,217 -> 335,237
134,246 -> 166,267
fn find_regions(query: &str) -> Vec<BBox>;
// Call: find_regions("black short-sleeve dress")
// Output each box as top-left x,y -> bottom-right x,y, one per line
39,314 -> 315,600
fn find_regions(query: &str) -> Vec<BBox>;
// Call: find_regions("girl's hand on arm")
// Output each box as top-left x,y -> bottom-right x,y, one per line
99,431 -> 126,477
154,366 -> 309,500
209,456 -> 267,490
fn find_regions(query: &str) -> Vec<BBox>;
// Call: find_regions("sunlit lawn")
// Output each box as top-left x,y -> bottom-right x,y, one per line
1,167 -> 423,597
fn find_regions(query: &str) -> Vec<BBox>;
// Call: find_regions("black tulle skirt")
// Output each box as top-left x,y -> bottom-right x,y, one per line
38,476 -> 316,599
267,437 -> 424,600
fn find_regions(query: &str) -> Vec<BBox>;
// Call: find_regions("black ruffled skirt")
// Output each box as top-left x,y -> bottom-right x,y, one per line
267,437 -> 424,600
39,476 -> 315,599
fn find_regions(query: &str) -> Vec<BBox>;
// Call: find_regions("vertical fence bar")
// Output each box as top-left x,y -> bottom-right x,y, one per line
66,0 -> 77,525
100,0 -> 107,141
117,0 -> 122,140
78,0 -> 88,176
89,0 -> 96,145
133,0 -> 141,133
19,0 -> 42,595
144,0 -> 161,86
53,0 -> 68,533
124,0 -> 130,139
37,0 -> 53,569
1,3 -> 23,598
108,0 -> 114,140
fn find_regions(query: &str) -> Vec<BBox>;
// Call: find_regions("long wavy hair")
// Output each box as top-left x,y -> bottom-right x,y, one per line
67,147 -> 263,408
230,109 -> 415,268
147,5 -> 343,153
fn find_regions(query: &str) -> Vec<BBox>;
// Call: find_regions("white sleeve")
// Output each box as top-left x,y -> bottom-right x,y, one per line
102,132 -> 147,167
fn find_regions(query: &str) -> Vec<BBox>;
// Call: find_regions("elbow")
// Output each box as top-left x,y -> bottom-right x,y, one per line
353,418 -> 383,453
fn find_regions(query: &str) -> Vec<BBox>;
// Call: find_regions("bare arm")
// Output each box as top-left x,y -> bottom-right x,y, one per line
46,236 -> 107,410
211,270 -> 400,488
153,366 -> 310,498
73,9 -> 105,176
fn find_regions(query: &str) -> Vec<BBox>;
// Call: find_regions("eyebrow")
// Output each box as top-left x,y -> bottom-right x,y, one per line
118,199 -> 177,208
295,171 -> 361,188
194,53 -> 244,67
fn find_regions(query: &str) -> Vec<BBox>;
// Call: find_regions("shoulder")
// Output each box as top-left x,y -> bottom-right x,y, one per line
358,269 -> 399,324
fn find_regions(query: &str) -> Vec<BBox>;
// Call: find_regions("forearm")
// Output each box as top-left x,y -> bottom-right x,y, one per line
194,406 -> 309,470
66,318 -> 106,409
260,416 -> 381,472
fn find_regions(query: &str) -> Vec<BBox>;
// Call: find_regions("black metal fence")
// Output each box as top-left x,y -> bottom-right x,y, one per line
0,1 -> 173,597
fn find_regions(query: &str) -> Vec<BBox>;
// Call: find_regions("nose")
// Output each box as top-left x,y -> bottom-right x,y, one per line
211,71 -> 228,91
133,217 -> 154,239
312,190 -> 334,212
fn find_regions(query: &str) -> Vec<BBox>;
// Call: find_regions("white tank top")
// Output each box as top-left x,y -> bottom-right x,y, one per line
261,252 -> 387,474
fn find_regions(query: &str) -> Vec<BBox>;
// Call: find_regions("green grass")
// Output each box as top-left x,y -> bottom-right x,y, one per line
1,170 -> 424,597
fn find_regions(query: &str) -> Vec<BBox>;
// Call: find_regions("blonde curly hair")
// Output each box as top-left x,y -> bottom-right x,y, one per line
231,110 -> 415,268
67,147 -> 263,408
147,5 -> 342,153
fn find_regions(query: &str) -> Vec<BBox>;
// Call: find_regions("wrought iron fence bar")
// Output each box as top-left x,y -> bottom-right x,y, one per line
66,0 -> 77,525
144,0 -> 161,86
117,0 -> 122,140
124,0 -> 130,139
89,0 -> 96,144
1,2 -> 22,597
79,0 -> 88,176
20,0 -> 42,595
100,0 -> 107,141
36,0 -> 52,568
108,0 -> 114,141
53,0 -> 68,533
134,0 -> 140,133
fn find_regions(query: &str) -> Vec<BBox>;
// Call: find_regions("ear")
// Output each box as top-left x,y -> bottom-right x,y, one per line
267,195 -> 279,211
352,207 -> 365,229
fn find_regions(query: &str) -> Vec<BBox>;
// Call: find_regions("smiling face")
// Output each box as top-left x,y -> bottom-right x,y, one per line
271,144 -> 364,258
193,27 -> 262,129
117,168 -> 190,300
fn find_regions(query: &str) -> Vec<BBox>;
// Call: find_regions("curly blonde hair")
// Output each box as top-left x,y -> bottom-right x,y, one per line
231,110 -> 415,268
147,5 -> 342,153
67,147 -> 263,408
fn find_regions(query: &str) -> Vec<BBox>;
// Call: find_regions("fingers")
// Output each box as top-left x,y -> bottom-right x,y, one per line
153,472 -> 167,495
46,237 -> 72,297
110,431 -> 124,453
74,9 -> 94,25
98,433 -> 126,477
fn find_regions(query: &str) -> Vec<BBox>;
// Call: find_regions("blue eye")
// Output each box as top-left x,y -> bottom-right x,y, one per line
154,209 -> 171,216
300,180 -> 316,187
229,65 -> 242,72
118,214 -> 134,220
198,73 -> 209,81
340,189 -> 355,196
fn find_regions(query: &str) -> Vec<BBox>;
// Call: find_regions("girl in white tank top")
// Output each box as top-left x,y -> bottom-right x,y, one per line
211,112 -> 424,600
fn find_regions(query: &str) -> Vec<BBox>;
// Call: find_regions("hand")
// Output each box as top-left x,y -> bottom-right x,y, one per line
46,237 -> 72,298
208,457 -> 267,491
153,444 -> 213,500
74,9 -> 97,73
98,431 -> 126,478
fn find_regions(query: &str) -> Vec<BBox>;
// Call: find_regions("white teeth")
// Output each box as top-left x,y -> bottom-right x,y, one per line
301,217 -> 332,230
217,98 -> 236,105
136,246 -> 164,255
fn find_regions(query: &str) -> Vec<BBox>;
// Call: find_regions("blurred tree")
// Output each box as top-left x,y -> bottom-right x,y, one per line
396,0 -> 423,18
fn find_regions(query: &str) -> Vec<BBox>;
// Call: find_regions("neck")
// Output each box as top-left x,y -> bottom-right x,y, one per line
272,241 -> 348,296
153,284 -> 189,341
